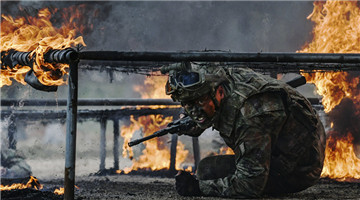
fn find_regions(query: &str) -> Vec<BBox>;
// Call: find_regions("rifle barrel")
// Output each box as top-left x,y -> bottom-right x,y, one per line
128,129 -> 168,147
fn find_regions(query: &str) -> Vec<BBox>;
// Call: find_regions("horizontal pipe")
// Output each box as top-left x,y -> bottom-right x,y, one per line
1,98 -> 321,107
79,51 -> 360,63
5,50 -> 360,66
4,50 -> 360,72
1,97 -> 321,108
1,49 -> 78,68
5,50 -> 360,64
1,98 -> 180,107
0,108 -> 182,121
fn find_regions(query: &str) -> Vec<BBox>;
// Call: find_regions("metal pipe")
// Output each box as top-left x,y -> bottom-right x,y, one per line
0,108 -> 182,121
8,115 -> 17,150
45,48 -> 78,64
192,137 -> 200,171
1,98 -> 180,107
11,51 -> 32,66
113,119 -> 120,170
5,50 -> 360,64
64,60 -> 78,200
169,134 -> 178,174
286,76 -> 306,88
99,118 -> 107,171
79,51 -> 360,63
5,50 -> 360,73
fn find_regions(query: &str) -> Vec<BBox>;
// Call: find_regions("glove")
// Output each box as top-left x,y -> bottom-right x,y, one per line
167,116 -> 204,137
175,170 -> 201,196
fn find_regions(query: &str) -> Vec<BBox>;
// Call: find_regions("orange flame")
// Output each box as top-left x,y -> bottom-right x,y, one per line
120,76 -> 189,173
54,187 -> 65,195
0,176 -> 43,191
1,6 -> 86,87
53,185 -> 79,195
299,1 -> 360,112
321,134 -> 360,180
299,1 -> 360,180
219,146 -> 235,155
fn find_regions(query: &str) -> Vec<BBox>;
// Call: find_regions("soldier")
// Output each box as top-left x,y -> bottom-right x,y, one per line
1,148 -> 32,179
163,62 -> 326,198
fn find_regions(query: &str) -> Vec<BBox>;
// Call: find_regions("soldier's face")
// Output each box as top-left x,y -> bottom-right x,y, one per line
182,94 -> 216,128
182,86 -> 225,128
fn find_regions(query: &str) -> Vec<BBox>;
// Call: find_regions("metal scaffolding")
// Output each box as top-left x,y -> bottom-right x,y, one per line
2,48 -> 351,199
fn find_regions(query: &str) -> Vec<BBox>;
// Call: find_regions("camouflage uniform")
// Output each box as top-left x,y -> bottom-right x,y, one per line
185,67 -> 326,197
1,148 -> 32,178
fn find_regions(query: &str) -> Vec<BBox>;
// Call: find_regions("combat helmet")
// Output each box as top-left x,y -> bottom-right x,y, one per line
162,62 -> 229,102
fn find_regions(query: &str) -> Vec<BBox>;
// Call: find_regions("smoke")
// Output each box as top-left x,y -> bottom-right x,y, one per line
1,1 -> 315,98
2,1 -> 314,51
81,1 -> 314,52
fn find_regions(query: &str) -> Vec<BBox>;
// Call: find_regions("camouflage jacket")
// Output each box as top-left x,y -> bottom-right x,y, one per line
197,68 -> 326,198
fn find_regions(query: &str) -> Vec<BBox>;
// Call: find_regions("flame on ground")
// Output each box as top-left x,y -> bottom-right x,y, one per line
53,185 -> 79,195
0,176 -> 43,191
54,187 -> 65,195
299,1 -> 360,180
1,6 -> 86,87
321,134 -> 360,180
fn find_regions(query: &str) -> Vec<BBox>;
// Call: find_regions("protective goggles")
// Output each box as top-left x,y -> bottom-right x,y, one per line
165,71 -> 203,95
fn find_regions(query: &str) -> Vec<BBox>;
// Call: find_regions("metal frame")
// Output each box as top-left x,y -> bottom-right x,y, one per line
3,48 -> 352,199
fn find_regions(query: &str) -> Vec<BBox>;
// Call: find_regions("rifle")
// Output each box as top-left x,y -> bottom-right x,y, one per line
128,116 -> 196,147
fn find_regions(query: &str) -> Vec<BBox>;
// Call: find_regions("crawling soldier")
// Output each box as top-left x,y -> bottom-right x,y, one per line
163,62 -> 325,198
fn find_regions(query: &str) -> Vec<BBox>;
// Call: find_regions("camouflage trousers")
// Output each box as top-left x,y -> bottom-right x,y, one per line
196,154 -> 320,195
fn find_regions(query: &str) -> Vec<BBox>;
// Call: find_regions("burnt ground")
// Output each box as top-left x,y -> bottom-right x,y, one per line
3,175 -> 360,200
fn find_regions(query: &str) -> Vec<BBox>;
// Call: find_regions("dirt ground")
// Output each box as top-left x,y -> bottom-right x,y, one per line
2,121 -> 360,199
3,175 -> 360,200
69,176 -> 360,200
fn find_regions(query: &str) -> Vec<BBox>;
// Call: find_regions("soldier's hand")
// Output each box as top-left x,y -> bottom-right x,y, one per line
175,170 -> 201,196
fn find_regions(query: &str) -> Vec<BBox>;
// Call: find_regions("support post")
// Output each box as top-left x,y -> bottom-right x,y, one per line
113,119 -> 120,170
192,137 -> 200,171
270,71 -> 277,79
64,61 -> 78,200
8,115 -> 17,150
100,118 -> 107,171
169,134 -> 178,173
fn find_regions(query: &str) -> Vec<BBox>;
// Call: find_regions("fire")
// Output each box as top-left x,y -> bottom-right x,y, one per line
321,134 -> 360,180
0,176 -> 43,191
54,187 -> 65,195
133,75 -> 181,109
219,146 -> 235,155
133,76 -> 168,99
53,185 -> 79,195
121,114 -> 188,172
300,1 -> 360,112
120,76 -> 190,173
299,1 -> 360,180
0,7 -> 86,87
